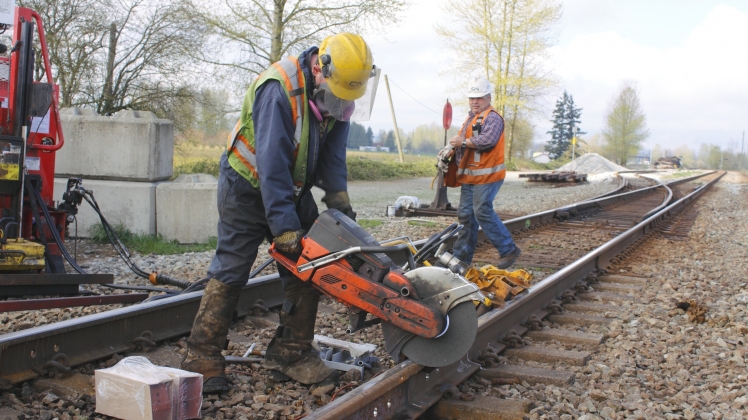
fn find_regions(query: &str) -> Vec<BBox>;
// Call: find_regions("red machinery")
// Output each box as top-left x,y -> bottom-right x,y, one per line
0,6 -> 113,298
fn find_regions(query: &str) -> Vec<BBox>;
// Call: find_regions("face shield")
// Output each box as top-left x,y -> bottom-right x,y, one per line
313,67 -> 381,122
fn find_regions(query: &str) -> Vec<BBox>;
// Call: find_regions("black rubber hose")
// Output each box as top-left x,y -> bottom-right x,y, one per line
414,223 -> 463,264
413,223 -> 458,262
153,273 -> 192,289
29,186 -> 175,294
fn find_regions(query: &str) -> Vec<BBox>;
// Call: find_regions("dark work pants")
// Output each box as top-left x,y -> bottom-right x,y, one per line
207,152 -> 319,290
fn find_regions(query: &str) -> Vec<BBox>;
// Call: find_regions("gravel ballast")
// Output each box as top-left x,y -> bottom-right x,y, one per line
490,172 -> 748,420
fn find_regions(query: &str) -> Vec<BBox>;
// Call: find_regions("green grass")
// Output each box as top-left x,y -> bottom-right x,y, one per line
89,223 -> 217,254
346,156 -> 436,181
173,158 -> 220,180
358,219 -> 383,229
662,170 -> 700,179
407,220 -> 437,228
171,149 -> 438,181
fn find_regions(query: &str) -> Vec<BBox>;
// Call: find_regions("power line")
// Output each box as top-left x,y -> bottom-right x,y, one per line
387,77 -> 441,115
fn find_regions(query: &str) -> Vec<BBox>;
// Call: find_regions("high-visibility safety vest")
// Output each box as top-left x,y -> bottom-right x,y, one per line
456,106 -> 506,184
226,56 -> 333,198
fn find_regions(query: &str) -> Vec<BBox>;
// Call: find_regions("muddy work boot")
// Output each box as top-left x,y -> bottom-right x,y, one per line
181,278 -> 242,394
263,286 -> 336,385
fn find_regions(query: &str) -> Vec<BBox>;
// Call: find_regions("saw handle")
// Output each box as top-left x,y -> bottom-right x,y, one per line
268,244 -> 310,281
357,245 -> 416,271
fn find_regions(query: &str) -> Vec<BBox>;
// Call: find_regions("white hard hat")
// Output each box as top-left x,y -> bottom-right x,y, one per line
467,76 -> 492,98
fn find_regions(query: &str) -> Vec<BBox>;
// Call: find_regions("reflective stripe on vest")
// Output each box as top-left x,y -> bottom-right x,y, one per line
457,163 -> 506,177
226,56 -> 310,196
456,106 -> 506,184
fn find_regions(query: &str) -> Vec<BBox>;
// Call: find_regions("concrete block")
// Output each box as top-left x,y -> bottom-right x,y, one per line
156,174 -> 218,243
55,178 -> 158,237
56,108 -> 173,181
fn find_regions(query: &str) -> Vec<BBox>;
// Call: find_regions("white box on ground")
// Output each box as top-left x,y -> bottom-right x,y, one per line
95,356 -> 202,420
156,174 -> 218,243
54,178 -> 159,237
57,108 -> 173,182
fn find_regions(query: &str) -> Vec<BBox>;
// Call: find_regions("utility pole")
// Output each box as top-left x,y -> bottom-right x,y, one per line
741,130 -> 745,171
571,127 -> 578,172
383,75 -> 404,163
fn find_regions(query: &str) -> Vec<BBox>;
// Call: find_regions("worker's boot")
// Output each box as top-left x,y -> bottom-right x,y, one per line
263,285 -> 336,384
181,278 -> 242,394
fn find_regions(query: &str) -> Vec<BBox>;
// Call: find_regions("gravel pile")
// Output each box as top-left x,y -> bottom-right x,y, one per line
557,153 -> 628,173
481,172 -> 748,420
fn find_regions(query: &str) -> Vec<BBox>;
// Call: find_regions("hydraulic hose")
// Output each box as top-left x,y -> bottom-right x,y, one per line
28,184 -> 176,295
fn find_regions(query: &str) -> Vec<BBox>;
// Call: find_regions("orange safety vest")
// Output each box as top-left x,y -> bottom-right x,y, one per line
456,106 -> 506,184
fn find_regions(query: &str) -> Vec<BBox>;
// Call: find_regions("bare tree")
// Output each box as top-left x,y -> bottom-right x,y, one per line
602,81 -> 650,166
19,0 -> 111,107
184,0 -> 407,95
90,0 -> 202,115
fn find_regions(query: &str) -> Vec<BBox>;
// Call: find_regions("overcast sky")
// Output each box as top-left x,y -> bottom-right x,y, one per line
362,0 -> 748,153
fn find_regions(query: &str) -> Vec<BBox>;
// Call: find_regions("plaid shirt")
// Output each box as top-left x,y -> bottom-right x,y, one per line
455,110 -> 504,165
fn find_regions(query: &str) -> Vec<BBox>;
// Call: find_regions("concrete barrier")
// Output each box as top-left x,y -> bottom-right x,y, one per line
54,178 -> 159,237
156,174 -> 218,243
56,108 -> 173,182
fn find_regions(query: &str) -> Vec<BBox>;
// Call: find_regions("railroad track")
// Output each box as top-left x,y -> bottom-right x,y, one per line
0,171 -> 719,418
308,171 -> 722,419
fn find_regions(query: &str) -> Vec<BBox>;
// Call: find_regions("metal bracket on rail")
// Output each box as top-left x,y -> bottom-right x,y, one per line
561,290 -> 578,303
574,280 -> 591,293
524,314 -> 544,331
248,299 -> 270,315
545,300 -> 564,314
502,330 -> 528,348
443,384 -> 474,401
31,353 -> 71,378
131,330 -> 157,352
476,343 -> 501,368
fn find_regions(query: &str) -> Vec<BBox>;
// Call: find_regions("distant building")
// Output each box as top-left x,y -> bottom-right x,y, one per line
532,152 -> 550,163
627,155 -> 650,165
358,146 -> 391,153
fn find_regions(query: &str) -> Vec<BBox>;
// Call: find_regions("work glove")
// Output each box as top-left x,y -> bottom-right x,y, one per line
273,229 -> 305,254
436,146 -> 454,172
322,191 -> 357,221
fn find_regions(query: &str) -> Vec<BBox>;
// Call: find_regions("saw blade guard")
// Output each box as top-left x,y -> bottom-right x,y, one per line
382,266 -> 487,366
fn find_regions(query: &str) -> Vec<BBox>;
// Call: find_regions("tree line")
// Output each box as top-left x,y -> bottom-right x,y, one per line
18,0 -> 406,138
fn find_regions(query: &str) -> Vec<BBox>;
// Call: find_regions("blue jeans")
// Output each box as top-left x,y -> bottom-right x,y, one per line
452,180 -> 516,264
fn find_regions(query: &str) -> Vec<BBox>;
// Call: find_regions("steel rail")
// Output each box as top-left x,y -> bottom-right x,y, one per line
308,172 -> 724,419
0,171 -> 716,385
0,274 -> 284,384
498,171 -> 715,236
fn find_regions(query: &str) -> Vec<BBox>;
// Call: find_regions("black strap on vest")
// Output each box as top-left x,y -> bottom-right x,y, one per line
472,116 -> 484,136
289,87 -> 304,97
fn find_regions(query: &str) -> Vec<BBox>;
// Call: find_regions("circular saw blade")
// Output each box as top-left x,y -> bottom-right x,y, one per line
401,301 -> 477,367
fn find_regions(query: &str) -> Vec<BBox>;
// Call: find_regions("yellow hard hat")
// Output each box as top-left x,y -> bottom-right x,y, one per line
318,33 -> 373,101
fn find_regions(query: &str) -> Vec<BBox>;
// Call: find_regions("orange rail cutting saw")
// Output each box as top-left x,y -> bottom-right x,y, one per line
271,209 -> 487,367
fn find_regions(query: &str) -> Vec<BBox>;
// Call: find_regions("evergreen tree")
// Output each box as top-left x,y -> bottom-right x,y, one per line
384,130 -> 396,152
347,122 -> 369,149
545,91 -> 585,159
365,127 -> 374,146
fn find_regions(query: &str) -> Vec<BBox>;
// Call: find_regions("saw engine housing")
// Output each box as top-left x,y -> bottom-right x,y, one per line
270,209 -> 486,365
